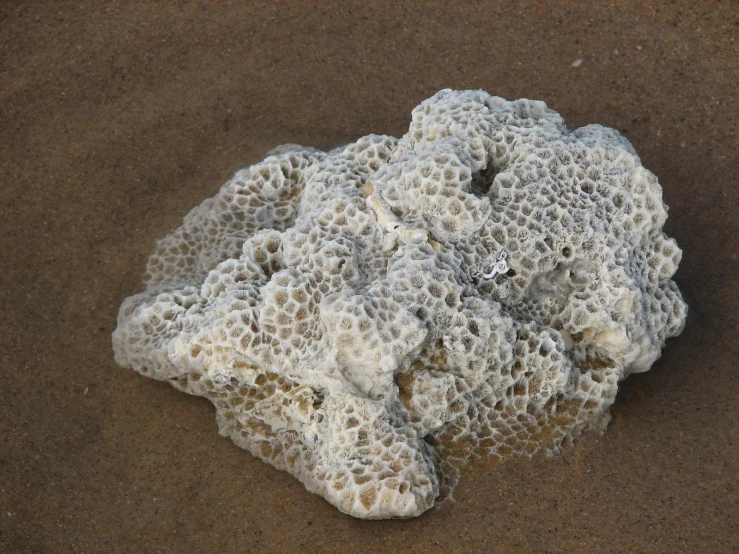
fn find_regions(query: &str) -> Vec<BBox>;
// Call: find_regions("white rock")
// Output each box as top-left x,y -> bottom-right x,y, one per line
113,89 -> 687,519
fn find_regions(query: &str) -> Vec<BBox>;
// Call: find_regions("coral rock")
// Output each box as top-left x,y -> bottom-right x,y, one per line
113,90 -> 687,519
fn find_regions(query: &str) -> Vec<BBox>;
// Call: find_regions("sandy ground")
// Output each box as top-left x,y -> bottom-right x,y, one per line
1,2 -> 737,552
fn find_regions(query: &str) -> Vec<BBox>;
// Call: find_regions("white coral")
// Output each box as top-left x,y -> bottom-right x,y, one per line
113,89 -> 687,519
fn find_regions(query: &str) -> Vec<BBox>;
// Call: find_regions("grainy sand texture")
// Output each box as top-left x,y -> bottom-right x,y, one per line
1,2 -> 737,553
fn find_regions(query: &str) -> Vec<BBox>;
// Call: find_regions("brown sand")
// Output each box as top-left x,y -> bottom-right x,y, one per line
1,1 -> 737,552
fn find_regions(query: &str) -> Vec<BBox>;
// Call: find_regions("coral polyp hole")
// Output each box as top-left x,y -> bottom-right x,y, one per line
470,159 -> 498,197
580,181 -> 595,194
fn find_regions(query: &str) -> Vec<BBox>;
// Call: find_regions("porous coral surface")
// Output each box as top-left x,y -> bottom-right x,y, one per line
113,90 -> 687,519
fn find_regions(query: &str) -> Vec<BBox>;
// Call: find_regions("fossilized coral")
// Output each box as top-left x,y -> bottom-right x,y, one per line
113,89 -> 687,519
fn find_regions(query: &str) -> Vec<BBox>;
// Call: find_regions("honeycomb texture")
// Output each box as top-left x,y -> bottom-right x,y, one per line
113,90 -> 687,519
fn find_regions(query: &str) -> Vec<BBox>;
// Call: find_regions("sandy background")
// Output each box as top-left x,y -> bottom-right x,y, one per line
1,1 -> 737,552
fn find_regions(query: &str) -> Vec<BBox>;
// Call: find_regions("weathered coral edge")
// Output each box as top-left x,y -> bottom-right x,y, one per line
113,89 -> 686,519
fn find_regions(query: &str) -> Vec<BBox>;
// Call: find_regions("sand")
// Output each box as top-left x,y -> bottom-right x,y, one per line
1,1 -> 737,552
